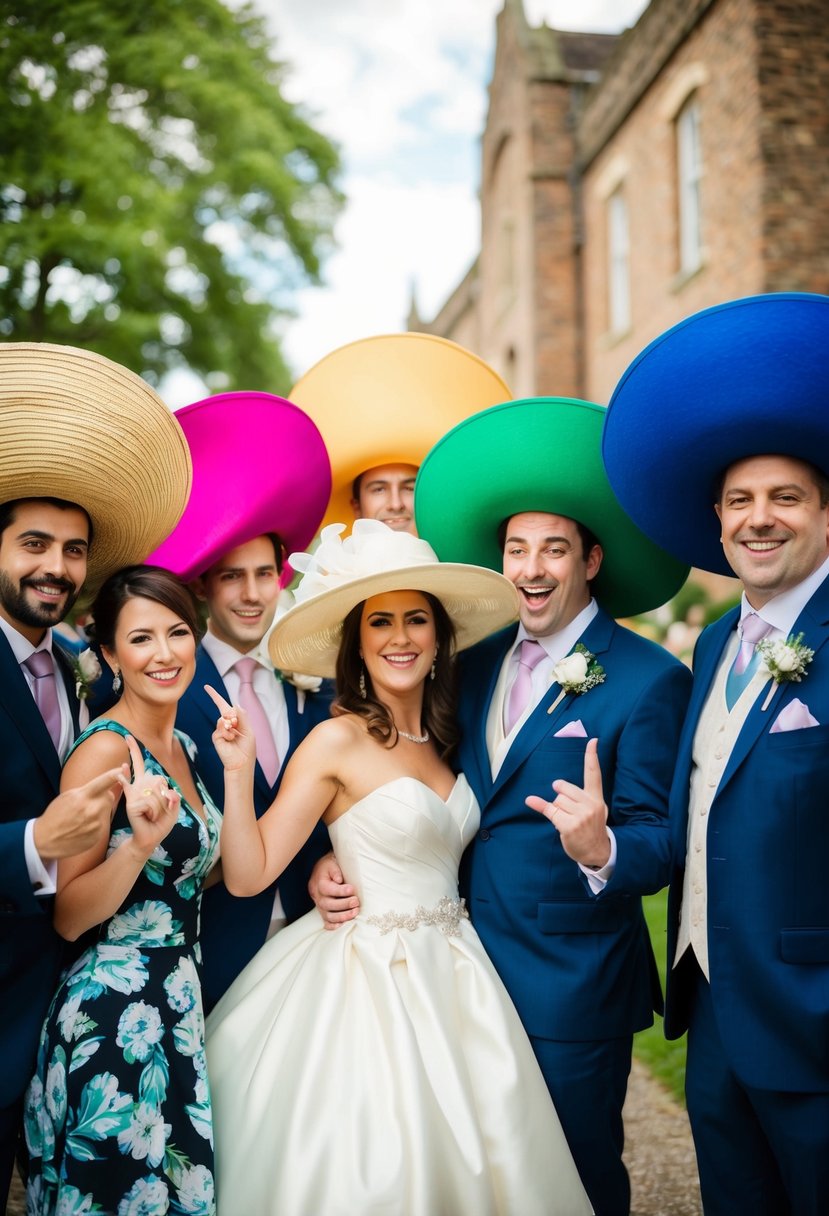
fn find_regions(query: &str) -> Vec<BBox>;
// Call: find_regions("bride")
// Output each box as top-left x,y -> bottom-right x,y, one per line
205,520 -> 592,1215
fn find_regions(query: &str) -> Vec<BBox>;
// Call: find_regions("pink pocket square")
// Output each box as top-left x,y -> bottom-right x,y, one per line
770,698 -> 820,734
554,719 -> 588,739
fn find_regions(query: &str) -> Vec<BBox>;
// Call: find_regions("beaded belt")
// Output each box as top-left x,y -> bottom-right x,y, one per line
366,896 -> 469,938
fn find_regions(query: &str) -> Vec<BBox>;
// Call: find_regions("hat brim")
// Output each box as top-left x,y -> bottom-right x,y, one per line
602,293 -> 829,575
290,333 -> 511,531
146,392 -> 331,581
414,397 -> 688,618
0,343 -> 191,585
268,563 -> 519,677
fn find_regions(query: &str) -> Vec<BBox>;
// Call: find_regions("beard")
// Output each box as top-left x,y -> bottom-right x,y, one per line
0,571 -> 79,630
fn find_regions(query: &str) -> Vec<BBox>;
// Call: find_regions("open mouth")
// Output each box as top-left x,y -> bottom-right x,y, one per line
518,585 -> 555,607
740,540 -> 784,553
382,653 -> 419,667
146,669 -> 181,684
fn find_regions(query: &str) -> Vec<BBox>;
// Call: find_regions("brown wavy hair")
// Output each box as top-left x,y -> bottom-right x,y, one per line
333,592 -> 459,759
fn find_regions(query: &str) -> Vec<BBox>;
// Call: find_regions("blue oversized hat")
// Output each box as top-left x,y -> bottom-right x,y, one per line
602,293 -> 829,576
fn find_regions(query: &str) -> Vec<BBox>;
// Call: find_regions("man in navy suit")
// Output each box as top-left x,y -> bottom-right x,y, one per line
316,397 -> 692,1215
602,293 -> 829,1215
146,389 -> 334,1009
177,533 -> 331,1009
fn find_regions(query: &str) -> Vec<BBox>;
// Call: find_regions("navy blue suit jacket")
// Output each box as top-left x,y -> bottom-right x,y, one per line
665,575 -> 829,1092
175,646 -> 332,1009
0,634 -> 81,1107
458,609 -> 691,1042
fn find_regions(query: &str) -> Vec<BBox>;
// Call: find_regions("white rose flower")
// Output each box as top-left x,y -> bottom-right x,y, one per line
773,647 -> 800,672
77,648 -> 102,682
554,652 -> 589,688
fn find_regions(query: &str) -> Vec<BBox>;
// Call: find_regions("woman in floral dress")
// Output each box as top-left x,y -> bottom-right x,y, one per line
25,567 -> 221,1216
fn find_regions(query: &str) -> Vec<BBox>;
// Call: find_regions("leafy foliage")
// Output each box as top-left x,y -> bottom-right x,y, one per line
0,0 -> 343,390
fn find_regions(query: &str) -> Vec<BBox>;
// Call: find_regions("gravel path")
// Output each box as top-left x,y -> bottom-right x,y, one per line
6,1058 -> 701,1214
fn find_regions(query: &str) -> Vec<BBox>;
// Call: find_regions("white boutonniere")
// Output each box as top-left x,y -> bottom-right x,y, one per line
757,632 -> 814,710
548,644 -> 606,715
73,647 -> 103,701
277,670 -> 323,694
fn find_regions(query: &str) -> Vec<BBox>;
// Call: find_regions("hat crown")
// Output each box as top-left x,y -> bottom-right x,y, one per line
291,520 -> 440,604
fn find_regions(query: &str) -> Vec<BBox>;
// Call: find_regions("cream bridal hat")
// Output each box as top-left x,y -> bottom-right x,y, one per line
269,519 -> 519,677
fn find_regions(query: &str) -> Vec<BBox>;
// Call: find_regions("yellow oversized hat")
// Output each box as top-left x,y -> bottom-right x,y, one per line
290,333 -> 510,531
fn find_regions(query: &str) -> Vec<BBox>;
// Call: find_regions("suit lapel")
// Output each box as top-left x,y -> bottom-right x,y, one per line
0,630 -> 62,786
491,608 -> 615,796
54,642 -> 82,737
194,646 -> 273,801
717,581 -> 829,796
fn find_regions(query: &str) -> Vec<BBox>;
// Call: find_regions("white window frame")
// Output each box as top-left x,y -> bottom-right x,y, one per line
677,97 -> 703,274
607,187 -> 630,335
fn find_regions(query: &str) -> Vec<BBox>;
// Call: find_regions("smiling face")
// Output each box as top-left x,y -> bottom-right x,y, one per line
195,535 -> 282,654
0,499 -> 89,643
103,596 -> 196,703
501,512 -> 602,639
359,590 -> 436,697
352,464 -> 418,534
715,455 -> 829,607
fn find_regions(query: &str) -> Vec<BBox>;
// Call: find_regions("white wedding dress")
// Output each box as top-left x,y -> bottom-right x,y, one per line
206,775 -> 592,1215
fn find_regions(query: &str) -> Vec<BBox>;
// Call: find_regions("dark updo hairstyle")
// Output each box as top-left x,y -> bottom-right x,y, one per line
333,591 -> 459,759
90,564 -> 203,650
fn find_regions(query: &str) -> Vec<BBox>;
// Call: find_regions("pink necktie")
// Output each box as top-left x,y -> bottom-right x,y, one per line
505,639 -> 545,734
24,650 -> 62,752
234,658 -> 280,785
732,612 -> 771,675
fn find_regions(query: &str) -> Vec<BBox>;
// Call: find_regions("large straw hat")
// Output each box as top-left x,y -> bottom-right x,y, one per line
415,397 -> 689,619
268,519 -> 519,677
146,391 -> 332,581
0,342 -> 191,584
290,333 -> 510,531
602,292 -> 829,574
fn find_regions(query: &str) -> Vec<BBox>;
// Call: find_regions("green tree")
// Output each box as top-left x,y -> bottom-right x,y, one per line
0,0 -> 342,391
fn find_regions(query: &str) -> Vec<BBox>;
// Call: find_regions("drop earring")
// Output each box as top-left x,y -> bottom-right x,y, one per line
430,645 -> 438,681
112,668 -> 122,694
359,666 -> 367,699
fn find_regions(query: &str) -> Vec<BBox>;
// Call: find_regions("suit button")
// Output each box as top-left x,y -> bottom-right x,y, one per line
0,899 -> 15,914
479,829 -> 491,841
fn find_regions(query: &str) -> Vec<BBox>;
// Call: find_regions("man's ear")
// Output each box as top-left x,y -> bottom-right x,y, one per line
190,576 -> 207,603
586,544 -> 603,582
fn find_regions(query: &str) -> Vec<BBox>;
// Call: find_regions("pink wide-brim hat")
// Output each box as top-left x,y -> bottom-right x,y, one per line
146,391 -> 332,582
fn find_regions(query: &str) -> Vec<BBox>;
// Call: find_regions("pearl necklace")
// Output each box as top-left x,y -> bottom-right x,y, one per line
397,727 -> 430,744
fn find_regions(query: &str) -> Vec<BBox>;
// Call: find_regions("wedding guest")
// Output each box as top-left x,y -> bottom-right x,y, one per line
25,566 -> 220,1216
290,332 -> 510,536
603,292 -> 829,1216
148,390 -> 333,1008
0,342 -> 191,1210
205,521 -> 592,1215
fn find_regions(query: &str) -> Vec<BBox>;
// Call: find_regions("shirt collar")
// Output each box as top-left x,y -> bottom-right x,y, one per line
740,552 -> 829,636
202,627 -> 275,679
512,598 -> 599,663
0,614 -> 55,664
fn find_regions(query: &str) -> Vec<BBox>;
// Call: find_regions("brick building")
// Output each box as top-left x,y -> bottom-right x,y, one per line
411,0 -> 829,406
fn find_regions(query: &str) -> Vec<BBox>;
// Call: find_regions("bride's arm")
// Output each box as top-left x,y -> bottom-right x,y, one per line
206,685 -> 347,898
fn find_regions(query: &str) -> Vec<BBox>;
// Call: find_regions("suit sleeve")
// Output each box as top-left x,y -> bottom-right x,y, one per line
601,660 -> 692,897
0,818 -> 49,914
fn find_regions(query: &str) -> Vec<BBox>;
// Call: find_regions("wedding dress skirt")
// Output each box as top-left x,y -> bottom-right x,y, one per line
206,775 -> 592,1215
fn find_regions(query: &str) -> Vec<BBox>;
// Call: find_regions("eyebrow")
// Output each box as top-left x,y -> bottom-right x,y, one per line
16,529 -> 89,548
126,619 -> 188,636
724,482 -> 808,496
216,563 -> 277,574
505,534 -> 572,546
366,607 -> 430,618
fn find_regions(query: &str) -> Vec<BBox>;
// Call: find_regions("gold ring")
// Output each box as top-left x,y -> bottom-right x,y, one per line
142,788 -> 152,796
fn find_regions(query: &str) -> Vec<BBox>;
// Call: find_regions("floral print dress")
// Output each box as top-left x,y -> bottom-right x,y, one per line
25,721 -> 221,1216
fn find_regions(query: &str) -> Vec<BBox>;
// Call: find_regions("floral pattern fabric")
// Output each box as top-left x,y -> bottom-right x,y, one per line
25,720 -> 221,1216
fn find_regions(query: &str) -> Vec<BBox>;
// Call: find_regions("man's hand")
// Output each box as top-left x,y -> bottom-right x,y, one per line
525,738 -> 611,868
308,852 -> 360,929
33,766 -> 128,861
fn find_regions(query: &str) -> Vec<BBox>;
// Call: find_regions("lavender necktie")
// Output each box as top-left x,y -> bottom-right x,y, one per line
504,639 -> 545,735
235,658 -> 280,786
725,612 -> 771,710
24,650 -> 62,752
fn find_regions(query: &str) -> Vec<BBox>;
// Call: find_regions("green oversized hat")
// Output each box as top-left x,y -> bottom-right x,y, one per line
414,397 -> 688,619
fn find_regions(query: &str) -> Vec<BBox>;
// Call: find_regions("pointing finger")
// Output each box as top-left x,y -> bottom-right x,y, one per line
583,737 -> 604,800
124,734 -> 145,784
205,684 -> 233,715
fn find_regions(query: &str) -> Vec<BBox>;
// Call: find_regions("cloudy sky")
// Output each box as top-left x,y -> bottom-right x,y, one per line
166,1 -> 649,404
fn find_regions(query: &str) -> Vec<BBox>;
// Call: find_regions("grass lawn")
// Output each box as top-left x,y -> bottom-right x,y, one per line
633,890 -> 687,1104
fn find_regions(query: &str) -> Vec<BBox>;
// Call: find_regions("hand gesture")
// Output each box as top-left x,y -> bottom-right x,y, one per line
525,737 -> 611,868
205,684 -> 256,771
308,852 -> 359,929
118,735 -> 181,856
34,766 -> 130,861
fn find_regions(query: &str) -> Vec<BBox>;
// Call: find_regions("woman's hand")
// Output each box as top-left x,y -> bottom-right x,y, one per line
118,734 -> 181,856
205,684 -> 257,772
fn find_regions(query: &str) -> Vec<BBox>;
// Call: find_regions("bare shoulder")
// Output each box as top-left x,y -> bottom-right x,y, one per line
304,713 -> 366,757
61,725 -> 129,789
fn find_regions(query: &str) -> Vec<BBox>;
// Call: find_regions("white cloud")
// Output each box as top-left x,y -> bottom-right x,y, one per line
161,0 -> 648,404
